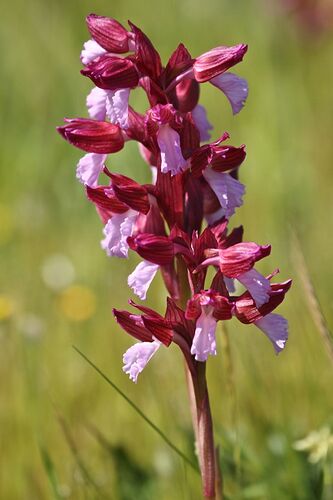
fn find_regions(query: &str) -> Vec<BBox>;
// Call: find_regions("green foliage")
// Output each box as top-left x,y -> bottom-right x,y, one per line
1,1 -> 333,498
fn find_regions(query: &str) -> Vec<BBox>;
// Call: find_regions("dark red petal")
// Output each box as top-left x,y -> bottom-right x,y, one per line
210,271 -> 229,297
219,243 -> 271,278
185,295 -> 202,321
184,176 -> 204,234
168,78 -> 200,113
81,55 -> 139,90
213,296 -> 234,320
165,297 -> 194,342
113,309 -> 152,342
129,21 -> 162,82
86,185 -> 129,214
162,43 -> 193,87
190,145 -> 212,177
140,76 -> 168,107
109,173 -> 150,214
235,279 -> 292,324
86,14 -> 130,53
156,170 -> 184,229
220,225 -> 244,249
142,316 -> 173,346
194,227 -> 217,263
210,145 -> 246,172
128,299 -> 161,318
179,112 -> 201,158
127,233 -> 174,265
57,119 -> 124,154
193,44 -> 248,82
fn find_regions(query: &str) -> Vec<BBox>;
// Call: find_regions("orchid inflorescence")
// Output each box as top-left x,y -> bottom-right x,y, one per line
58,14 -> 291,496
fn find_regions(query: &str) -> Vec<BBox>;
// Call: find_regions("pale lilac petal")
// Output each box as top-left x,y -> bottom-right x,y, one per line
224,277 -> 236,294
101,210 -> 138,258
191,311 -> 217,362
128,260 -> 159,300
81,39 -> 107,65
210,72 -> 248,115
86,87 -> 108,121
76,153 -> 107,187
192,104 -> 213,142
255,314 -> 288,354
237,269 -> 270,308
123,340 -> 161,383
203,169 -> 245,218
157,125 -> 187,175
106,88 -> 130,129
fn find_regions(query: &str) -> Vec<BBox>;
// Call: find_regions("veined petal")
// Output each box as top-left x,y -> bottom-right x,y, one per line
101,210 -> 138,258
191,311 -> 217,362
192,104 -> 213,142
123,340 -> 161,383
157,125 -> 187,175
255,313 -> 288,354
203,169 -> 245,218
86,87 -> 108,121
237,268 -> 270,308
128,260 -> 159,300
81,39 -> 107,65
76,153 -> 107,187
210,73 -> 248,114
106,88 -> 130,129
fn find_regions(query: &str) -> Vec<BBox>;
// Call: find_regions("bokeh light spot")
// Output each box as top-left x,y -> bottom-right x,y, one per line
58,285 -> 96,322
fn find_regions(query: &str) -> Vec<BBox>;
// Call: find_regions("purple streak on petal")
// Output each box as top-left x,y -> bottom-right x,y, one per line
128,260 -> 159,300
210,72 -> 248,115
101,210 -> 138,258
237,268 -> 270,308
80,39 -> 107,65
255,313 -> 288,354
106,88 -> 130,129
203,169 -> 245,218
191,311 -> 217,362
192,104 -> 213,142
123,340 -> 161,382
157,124 -> 187,175
76,153 -> 107,187
86,87 -> 108,121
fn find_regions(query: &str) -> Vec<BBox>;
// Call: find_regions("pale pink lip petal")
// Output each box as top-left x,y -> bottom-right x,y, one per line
128,260 -> 159,300
76,153 -> 107,187
255,313 -> 288,354
237,269 -> 270,308
210,72 -> 248,115
106,88 -> 130,129
123,340 -> 161,382
157,124 -> 187,175
101,210 -> 138,258
191,311 -> 217,362
203,169 -> 245,219
80,39 -> 107,65
192,104 -> 213,142
86,87 -> 108,121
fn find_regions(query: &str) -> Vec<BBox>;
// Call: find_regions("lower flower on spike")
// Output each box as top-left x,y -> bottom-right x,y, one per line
123,340 -> 161,382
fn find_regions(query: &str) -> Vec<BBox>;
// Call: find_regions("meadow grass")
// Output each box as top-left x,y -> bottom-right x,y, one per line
1,1 -> 333,498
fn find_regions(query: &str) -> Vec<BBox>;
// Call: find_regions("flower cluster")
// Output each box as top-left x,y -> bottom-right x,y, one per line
58,14 -> 291,383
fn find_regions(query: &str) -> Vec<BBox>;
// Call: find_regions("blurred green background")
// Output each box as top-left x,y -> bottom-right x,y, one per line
1,0 -> 333,498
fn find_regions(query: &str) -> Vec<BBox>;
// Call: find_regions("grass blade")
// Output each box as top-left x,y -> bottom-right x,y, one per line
73,345 -> 200,474
39,444 -> 62,500
291,230 -> 333,364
